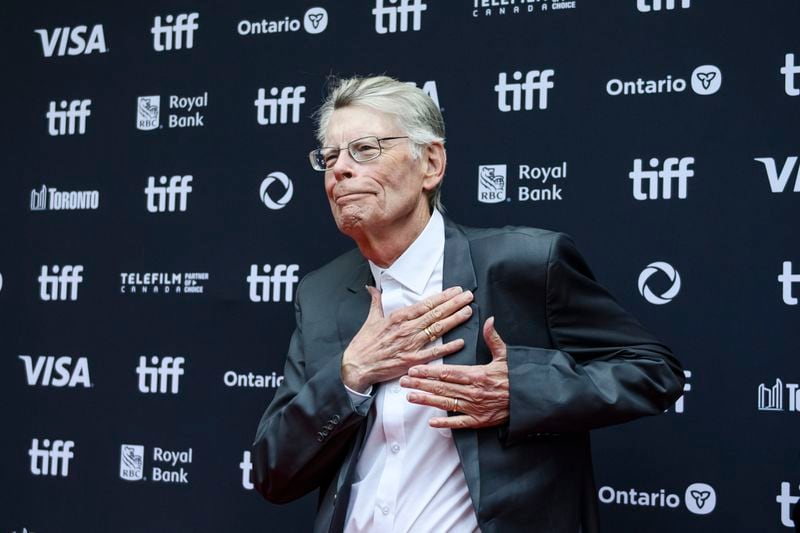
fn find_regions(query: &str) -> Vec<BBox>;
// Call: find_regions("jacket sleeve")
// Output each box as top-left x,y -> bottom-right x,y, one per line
503,233 -> 685,443
250,277 -> 373,503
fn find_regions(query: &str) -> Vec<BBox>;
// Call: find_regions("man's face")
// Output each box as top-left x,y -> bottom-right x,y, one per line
323,105 -> 432,238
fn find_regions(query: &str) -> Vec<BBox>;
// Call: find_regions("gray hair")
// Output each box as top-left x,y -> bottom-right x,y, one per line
315,76 -> 446,213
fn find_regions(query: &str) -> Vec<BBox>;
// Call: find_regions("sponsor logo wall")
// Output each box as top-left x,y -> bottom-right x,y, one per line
6,1 -> 797,532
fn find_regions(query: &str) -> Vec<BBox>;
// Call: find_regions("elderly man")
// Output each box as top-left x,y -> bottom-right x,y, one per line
251,76 -> 684,533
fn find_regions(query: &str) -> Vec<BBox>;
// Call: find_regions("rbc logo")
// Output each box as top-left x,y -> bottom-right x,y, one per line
373,0 -> 427,34
254,86 -> 306,125
477,165 -> 507,204
38,265 -> 84,301
495,70 -> 555,111
120,444 -> 145,481
260,172 -> 293,210
247,264 -> 299,302
137,96 -> 160,130
145,176 -> 193,212
629,157 -> 694,200
47,99 -> 91,136
152,13 -> 199,51
34,24 -> 107,57
29,438 -> 75,477
136,356 -> 185,394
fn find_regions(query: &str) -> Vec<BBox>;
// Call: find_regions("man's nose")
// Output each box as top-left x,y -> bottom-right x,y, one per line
331,150 -> 355,181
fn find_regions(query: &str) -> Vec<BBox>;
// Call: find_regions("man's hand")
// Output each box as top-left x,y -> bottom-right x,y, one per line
341,286 -> 474,393
399,316 -> 509,429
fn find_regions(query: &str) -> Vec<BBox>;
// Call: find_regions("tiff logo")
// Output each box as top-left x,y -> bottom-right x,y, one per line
136,356 -> 185,394
255,86 -> 306,125
34,24 -> 107,57
754,157 -> 800,193
779,261 -> 800,305
782,53 -> 800,96
39,265 -> 83,301
47,99 -> 91,136
758,378 -> 800,412
669,369 -> 691,414
145,176 -> 193,212
495,70 -> 554,112
240,450 -> 254,490
629,157 -> 694,200
19,355 -> 91,387
373,0 -> 427,34
152,13 -> 199,51
637,0 -> 690,12
29,438 -> 74,476
777,482 -> 799,528
247,264 -> 299,302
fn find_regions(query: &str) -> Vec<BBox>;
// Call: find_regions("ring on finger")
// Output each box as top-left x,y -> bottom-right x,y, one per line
423,325 -> 437,342
453,398 -> 460,411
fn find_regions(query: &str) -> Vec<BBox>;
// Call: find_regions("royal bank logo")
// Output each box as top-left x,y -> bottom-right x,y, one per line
35,24 -> 108,57
260,172 -> 293,210
137,96 -> 160,130
758,379 -> 799,413
254,86 -> 306,125
237,7 -> 328,36
120,271 -> 208,295
240,450 -> 254,490
477,165 -> 506,203
599,481 -> 716,515
120,444 -> 145,481
19,355 -> 91,388
38,265 -> 84,301
29,438 -> 75,477
496,70 -> 555,111
779,261 -> 799,306
782,53 -> 799,96
607,65 -> 721,96
473,0 -> 576,18
145,175 -> 193,212
46,99 -> 91,136
247,264 -> 299,302
373,0 -> 427,34
637,0 -> 690,12
119,444 -> 193,484
629,157 -> 694,200
152,13 -> 199,51
777,482 -> 799,528
136,356 -> 185,394
30,185 -> 99,211
136,93 -> 206,130
638,261 -> 681,305
754,156 -> 800,193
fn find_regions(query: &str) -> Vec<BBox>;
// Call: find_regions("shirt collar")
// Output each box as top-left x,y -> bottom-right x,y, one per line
368,209 -> 444,295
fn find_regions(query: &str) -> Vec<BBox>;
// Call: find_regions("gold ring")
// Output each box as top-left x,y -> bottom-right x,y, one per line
423,326 -> 436,342
453,398 -> 460,411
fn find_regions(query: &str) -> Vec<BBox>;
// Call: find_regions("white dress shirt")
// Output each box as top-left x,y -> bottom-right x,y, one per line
343,210 -> 480,533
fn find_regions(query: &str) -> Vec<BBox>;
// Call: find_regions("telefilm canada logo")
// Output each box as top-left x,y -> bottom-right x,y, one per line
237,6 -> 328,36
120,271 -> 208,294
598,482 -> 717,515
30,185 -> 99,211
478,162 -> 567,203
607,65 -> 721,97
136,92 -> 207,130
472,0 -> 576,18
120,444 -> 194,484
260,172 -> 293,210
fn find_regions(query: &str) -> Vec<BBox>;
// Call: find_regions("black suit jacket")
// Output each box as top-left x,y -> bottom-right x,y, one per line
252,217 -> 685,532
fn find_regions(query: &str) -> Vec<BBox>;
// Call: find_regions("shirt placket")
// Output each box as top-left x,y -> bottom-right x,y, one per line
374,274 -> 407,530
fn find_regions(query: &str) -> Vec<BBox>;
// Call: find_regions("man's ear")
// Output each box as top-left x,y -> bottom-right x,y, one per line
421,141 -> 446,192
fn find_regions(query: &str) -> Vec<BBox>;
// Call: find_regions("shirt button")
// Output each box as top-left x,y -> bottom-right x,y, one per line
381,505 -> 390,515
391,443 -> 400,453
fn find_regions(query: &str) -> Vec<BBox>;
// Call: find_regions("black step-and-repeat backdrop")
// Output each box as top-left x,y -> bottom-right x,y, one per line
3,1 -> 798,531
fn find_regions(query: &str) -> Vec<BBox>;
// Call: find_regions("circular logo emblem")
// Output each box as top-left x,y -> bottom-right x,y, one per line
304,7 -> 328,34
638,261 -> 681,305
260,172 -> 294,210
691,65 -> 722,95
684,483 -> 716,515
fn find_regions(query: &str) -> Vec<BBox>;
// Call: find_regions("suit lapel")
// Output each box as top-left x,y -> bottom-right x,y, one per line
441,217 -> 482,513
337,260 -> 373,346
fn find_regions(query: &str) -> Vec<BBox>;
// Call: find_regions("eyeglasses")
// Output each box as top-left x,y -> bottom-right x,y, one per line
308,136 -> 409,171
